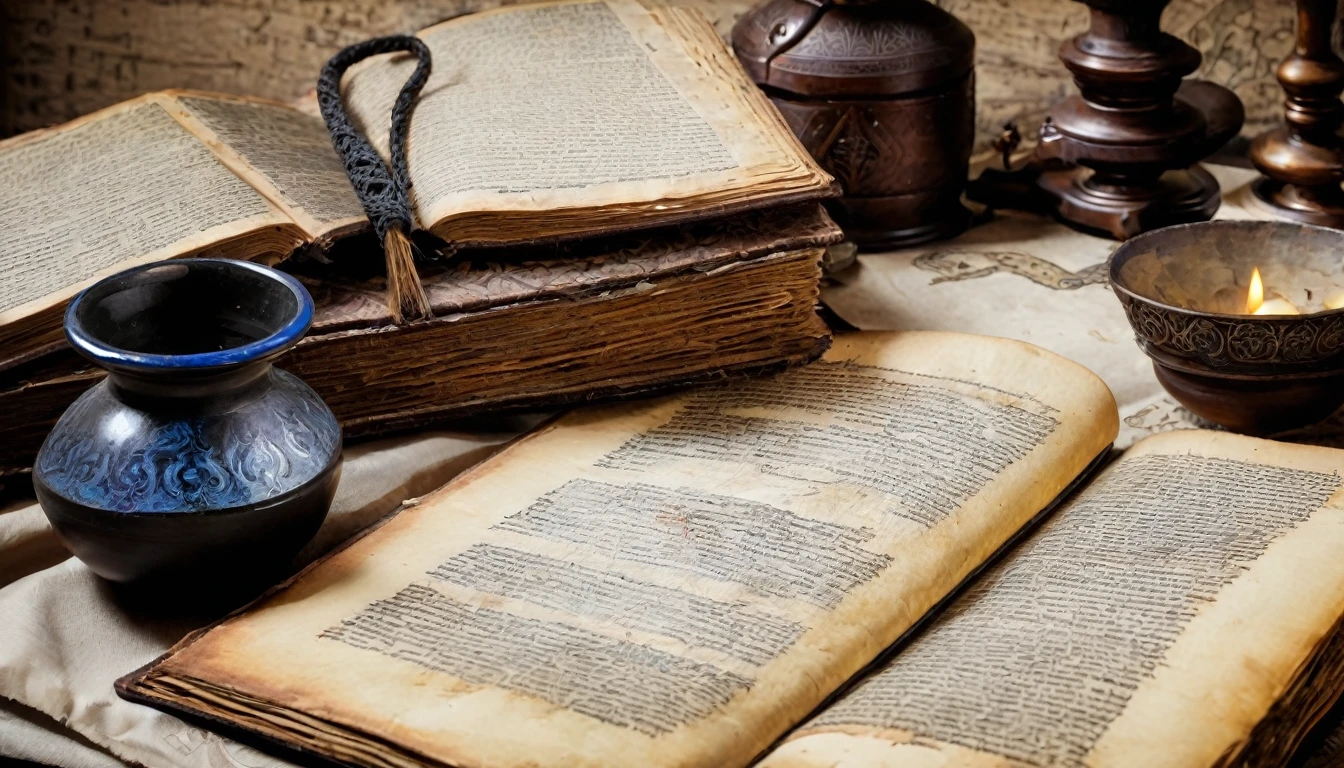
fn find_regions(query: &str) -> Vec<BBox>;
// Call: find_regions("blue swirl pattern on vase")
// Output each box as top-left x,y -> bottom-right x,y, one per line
36,369 -> 341,513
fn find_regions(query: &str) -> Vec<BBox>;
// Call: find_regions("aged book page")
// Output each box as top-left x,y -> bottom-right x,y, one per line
126,331 -> 1117,768
764,430 -> 1344,768
163,92 -> 368,243
0,94 -> 307,367
339,0 -> 831,245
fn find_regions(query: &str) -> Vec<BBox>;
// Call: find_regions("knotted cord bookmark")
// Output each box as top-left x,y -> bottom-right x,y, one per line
318,35 -> 433,324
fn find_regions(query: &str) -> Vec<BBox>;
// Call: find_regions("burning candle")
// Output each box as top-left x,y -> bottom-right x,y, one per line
1247,266 -> 1263,311
1246,267 -> 1301,315
1111,220 -> 1344,436
1256,298 -> 1301,315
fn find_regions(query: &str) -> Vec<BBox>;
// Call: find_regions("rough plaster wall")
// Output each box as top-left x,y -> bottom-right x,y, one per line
0,0 -> 1296,148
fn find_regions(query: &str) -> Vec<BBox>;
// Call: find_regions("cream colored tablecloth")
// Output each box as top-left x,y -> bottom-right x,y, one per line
0,423 -> 537,767
4,164 -> 1343,767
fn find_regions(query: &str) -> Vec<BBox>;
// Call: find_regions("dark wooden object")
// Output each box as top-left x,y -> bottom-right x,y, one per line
971,0 -> 1244,240
1250,0 -> 1344,228
733,0 -> 975,250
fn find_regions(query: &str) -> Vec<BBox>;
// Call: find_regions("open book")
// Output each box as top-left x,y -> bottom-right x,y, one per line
119,331 -> 1344,767
0,0 -> 832,368
766,429 -> 1344,768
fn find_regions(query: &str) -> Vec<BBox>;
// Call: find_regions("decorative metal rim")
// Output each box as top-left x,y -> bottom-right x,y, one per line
1110,221 -> 1344,370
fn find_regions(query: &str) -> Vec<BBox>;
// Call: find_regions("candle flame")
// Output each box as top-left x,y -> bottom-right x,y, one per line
1247,267 -> 1264,314
1245,267 -> 1302,315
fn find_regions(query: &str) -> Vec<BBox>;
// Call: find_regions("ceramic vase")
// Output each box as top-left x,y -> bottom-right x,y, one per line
33,259 -> 342,584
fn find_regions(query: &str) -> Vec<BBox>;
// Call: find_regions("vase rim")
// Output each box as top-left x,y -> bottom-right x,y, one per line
65,258 -> 314,372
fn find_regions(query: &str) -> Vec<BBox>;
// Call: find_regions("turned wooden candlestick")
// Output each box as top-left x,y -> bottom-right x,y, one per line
1250,0 -> 1344,228
971,0 -> 1244,240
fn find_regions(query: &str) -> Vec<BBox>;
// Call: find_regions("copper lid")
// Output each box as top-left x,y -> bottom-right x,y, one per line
733,0 -> 975,98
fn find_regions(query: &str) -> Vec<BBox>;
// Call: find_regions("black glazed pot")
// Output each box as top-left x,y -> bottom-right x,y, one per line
33,259 -> 342,585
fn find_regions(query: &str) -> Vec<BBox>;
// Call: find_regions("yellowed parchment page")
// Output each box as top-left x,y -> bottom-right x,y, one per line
143,331 -> 1117,768
338,0 -> 830,244
0,94 -> 301,342
765,429 -> 1344,768
161,91 -> 368,244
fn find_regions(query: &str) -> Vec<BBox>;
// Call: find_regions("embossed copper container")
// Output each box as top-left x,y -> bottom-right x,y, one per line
733,0 -> 975,250
1111,221 -> 1344,435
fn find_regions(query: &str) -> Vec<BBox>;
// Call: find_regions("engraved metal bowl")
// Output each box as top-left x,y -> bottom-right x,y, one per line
1111,220 -> 1344,435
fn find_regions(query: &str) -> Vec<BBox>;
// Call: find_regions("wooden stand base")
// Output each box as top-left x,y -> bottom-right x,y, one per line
1252,178 -> 1344,228
971,164 -> 1222,240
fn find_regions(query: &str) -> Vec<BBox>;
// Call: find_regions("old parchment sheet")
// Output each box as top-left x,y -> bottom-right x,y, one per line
763,430 -> 1344,768
8,163 -> 1341,767
167,94 -> 368,242
0,96 -> 294,331
137,332 -> 1114,768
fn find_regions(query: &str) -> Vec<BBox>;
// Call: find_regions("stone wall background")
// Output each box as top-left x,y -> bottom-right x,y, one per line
0,0 -> 1298,149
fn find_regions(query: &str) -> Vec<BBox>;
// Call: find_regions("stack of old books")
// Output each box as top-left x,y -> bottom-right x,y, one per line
0,0 -> 842,477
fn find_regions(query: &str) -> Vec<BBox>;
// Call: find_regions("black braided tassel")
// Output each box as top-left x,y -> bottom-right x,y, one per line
318,35 -> 433,324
